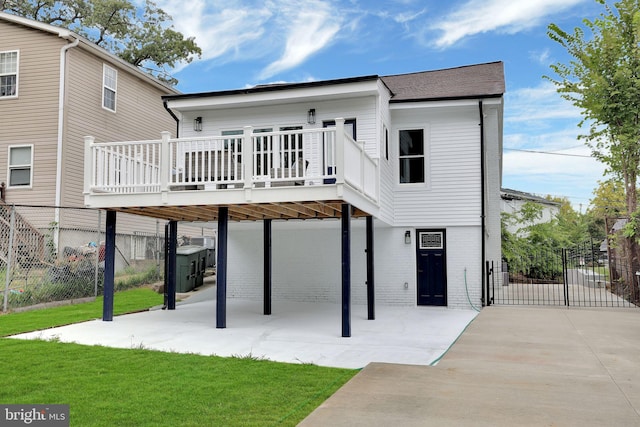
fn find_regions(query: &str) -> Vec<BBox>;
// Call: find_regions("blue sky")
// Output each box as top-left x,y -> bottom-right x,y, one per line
155,0 -> 609,211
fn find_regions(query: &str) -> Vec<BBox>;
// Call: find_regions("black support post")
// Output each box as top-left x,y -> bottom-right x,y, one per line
342,203 -> 351,337
264,219 -> 272,315
167,220 -> 177,310
102,210 -> 116,321
366,216 -> 375,320
216,207 -> 228,328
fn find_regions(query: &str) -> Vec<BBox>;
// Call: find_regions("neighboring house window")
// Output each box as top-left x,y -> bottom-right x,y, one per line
8,145 -> 33,187
102,64 -> 117,111
0,50 -> 18,98
399,129 -> 425,184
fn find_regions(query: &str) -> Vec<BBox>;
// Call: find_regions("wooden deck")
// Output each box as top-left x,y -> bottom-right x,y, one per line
83,120 -> 380,221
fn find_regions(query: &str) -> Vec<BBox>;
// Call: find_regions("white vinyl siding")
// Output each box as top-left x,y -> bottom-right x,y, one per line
102,64 -> 117,111
0,50 -> 18,98
179,96 -> 378,186
8,144 -> 33,187
392,105 -> 481,227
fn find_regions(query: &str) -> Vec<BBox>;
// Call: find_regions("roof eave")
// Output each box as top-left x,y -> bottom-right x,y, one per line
389,93 -> 504,103
162,75 -> 379,103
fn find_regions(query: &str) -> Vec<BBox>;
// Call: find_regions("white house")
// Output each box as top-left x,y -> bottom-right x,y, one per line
501,188 -> 561,234
83,62 -> 505,336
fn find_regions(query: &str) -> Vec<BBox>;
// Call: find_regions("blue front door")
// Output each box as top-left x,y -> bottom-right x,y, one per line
416,230 -> 447,306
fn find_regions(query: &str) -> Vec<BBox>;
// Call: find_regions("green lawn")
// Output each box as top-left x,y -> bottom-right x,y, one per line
0,289 -> 357,426
1,287 -> 164,337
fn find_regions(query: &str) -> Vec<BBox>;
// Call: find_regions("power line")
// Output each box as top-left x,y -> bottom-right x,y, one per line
504,148 -> 592,158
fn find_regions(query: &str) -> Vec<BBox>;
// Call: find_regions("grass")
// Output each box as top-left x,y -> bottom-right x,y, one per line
114,265 -> 163,290
0,287 -> 163,337
0,289 -> 357,426
0,339 -> 353,426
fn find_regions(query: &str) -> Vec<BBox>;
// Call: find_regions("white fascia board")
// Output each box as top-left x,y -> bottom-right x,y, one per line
389,97 -> 502,110
0,11 -> 72,39
166,80 -> 381,112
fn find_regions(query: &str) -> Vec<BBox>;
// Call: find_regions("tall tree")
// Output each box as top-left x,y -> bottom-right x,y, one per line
1,0 -> 201,85
547,0 -> 640,297
589,179 -> 628,219
547,0 -> 640,225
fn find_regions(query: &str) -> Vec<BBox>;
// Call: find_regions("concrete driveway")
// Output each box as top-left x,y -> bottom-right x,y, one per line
300,306 -> 640,426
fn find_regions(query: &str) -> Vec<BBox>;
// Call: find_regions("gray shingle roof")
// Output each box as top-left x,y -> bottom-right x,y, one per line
381,61 -> 505,102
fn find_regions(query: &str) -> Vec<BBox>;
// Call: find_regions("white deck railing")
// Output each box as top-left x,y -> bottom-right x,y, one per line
84,118 -> 379,202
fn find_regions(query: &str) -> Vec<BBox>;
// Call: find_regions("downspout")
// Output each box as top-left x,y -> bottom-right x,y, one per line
478,100 -> 486,306
163,100 -> 180,137
54,36 -> 80,248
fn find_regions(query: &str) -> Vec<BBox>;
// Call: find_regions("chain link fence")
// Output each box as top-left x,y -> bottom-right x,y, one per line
0,204 -> 215,312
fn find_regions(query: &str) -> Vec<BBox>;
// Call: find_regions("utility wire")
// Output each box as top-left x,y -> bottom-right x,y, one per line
504,148 -> 592,158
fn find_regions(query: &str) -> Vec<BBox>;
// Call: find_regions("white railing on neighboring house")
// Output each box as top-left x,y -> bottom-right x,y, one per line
84,118 -> 379,203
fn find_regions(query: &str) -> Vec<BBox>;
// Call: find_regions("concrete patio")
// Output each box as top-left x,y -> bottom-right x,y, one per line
10,283 -> 478,369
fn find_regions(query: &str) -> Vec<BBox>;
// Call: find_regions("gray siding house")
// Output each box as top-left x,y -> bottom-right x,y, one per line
83,62 -> 505,335
0,11 -> 179,257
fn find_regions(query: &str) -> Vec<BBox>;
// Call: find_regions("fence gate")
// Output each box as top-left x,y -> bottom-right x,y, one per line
487,242 -> 638,308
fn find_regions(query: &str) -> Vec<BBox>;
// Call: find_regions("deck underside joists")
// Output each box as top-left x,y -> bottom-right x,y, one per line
112,200 -> 370,222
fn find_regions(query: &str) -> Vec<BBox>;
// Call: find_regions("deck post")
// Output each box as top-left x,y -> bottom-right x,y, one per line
167,220 -> 177,310
83,136 -> 94,196
160,131 -> 170,202
264,218 -> 272,315
242,126 -> 253,193
102,210 -> 116,321
216,207 -> 229,328
342,203 -> 351,337
335,118 -> 345,185
366,215 -> 375,320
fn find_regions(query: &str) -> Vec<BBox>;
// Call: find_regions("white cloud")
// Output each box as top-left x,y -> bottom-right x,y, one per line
431,0 -> 586,48
153,0 -> 272,73
259,3 -> 342,80
502,145 -> 605,207
530,48 -> 553,66
503,81 -> 606,207
505,81 -> 583,125
154,0 -> 344,81
394,9 -> 427,25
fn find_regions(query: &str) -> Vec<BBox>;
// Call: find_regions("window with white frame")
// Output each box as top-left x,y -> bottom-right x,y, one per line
0,50 -> 18,98
398,129 -> 425,184
102,64 -> 117,111
8,145 -> 33,187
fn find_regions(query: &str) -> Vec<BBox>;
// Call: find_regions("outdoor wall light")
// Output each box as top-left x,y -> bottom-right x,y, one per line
194,116 -> 203,132
405,230 -> 411,244
307,108 -> 316,124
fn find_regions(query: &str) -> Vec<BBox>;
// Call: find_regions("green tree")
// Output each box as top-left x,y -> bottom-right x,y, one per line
1,0 -> 201,84
547,0 -> 640,227
589,179 -> 627,218
585,179 -> 626,239
547,0 -> 640,294
501,199 -> 595,280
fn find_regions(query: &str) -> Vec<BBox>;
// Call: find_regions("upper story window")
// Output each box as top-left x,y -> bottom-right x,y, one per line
8,145 -> 33,187
0,50 -> 18,98
399,129 -> 425,184
102,64 -> 117,111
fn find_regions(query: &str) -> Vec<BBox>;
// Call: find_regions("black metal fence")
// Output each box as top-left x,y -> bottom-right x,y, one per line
487,242 -> 638,308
